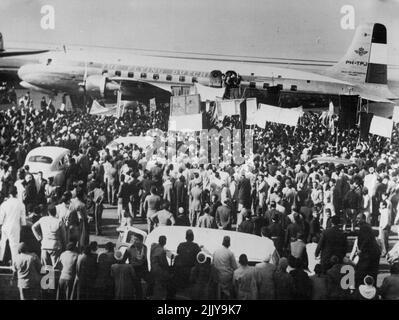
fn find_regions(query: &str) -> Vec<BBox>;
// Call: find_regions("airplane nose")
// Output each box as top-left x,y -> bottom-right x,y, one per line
17,64 -> 36,81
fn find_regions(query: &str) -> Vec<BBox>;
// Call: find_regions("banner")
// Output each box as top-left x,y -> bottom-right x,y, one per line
246,98 -> 258,126
246,98 -> 257,114
393,106 -> 399,123
257,103 -> 301,127
89,100 -> 117,117
369,115 -> 393,138
168,113 -> 203,131
195,83 -> 225,102
216,99 -> 244,119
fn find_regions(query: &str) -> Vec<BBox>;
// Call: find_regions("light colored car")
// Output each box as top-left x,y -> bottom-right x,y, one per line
23,146 -> 70,186
106,135 -> 154,153
311,156 -> 356,167
116,225 -> 279,269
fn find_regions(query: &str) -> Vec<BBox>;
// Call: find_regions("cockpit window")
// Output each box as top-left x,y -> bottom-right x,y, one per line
28,155 -> 53,164
46,59 -> 52,66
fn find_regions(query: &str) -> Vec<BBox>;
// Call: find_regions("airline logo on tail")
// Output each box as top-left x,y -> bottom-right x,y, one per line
354,47 -> 368,56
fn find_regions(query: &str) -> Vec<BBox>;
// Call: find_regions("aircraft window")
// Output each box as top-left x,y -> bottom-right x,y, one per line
102,70 -> 108,75
263,83 -> 269,89
141,73 -> 147,79
290,85 -> 297,91
307,80 -> 311,83
115,70 -> 122,76
128,72 -> 134,78
192,77 -> 198,83
153,74 -> 159,80
249,81 -> 256,88
166,75 -> 172,81
179,76 -> 185,82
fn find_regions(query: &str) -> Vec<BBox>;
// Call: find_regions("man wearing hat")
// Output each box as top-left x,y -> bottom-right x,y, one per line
254,252 -> 276,300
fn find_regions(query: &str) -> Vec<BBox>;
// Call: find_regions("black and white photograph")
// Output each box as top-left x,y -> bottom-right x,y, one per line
0,0 -> 399,306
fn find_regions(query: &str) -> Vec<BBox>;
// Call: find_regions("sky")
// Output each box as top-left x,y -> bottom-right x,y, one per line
0,0 -> 398,63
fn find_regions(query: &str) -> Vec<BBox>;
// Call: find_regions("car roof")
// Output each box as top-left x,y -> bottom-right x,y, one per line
312,156 -> 355,166
107,136 -> 154,149
26,146 -> 70,159
145,226 -> 273,263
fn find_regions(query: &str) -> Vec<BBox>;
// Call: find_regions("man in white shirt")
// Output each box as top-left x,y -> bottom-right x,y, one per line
0,186 -> 26,264
14,171 -> 26,203
32,206 -> 66,266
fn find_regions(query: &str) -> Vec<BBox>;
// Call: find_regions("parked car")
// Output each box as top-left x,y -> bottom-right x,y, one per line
23,146 -> 70,187
106,135 -> 154,153
116,225 -> 279,269
311,156 -> 356,167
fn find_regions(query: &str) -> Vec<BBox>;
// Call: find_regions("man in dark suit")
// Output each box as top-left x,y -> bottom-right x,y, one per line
138,171 -> 154,218
315,215 -> 348,272
216,199 -> 233,230
174,175 -> 187,214
237,173 -> 251,230
238,210 -> 254,234
267,214 -> 284,257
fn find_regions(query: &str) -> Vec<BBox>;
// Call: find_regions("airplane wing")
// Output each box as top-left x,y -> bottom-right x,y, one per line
0,50 -> 49,58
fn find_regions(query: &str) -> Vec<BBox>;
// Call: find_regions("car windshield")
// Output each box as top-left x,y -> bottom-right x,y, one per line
28,155 -> 53,164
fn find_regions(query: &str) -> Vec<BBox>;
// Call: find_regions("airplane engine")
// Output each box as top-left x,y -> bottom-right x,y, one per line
84,74 -> 120,99
209,69 -> 223,88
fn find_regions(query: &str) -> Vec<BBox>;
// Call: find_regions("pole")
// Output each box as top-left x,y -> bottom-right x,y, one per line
116,90 -> 122,118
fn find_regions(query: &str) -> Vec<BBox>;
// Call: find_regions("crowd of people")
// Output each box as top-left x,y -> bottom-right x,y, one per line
1,92 -> 399,300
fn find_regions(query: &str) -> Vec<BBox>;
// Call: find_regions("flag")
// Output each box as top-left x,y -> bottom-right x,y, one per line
328,101 -> 335,116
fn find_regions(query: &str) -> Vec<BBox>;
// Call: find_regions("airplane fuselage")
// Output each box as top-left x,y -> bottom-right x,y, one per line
15,50 -> 399,100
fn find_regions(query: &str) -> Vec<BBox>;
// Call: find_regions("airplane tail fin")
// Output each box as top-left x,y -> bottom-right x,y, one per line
325,23 -> 387,85
0,33 -> 4,52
